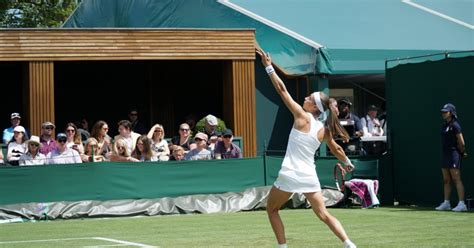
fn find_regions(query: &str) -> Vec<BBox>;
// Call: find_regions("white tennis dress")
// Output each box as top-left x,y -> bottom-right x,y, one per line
274,113 -> 323,193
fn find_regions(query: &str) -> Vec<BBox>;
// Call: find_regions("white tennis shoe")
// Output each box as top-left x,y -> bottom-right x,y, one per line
452,203 -> 467,212
435,202 -> 451,211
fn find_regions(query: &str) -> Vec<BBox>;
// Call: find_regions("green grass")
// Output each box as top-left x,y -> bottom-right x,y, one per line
0,207 -> 473,247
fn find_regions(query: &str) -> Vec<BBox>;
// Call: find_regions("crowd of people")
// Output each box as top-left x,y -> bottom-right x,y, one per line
0,112 -> 242,166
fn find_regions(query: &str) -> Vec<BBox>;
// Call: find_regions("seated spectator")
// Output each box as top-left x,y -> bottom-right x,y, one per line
203,114 -> 219,145
361,105 -> 384,137
7,126 -> 27,165
185,132 -> 211,160
81,137 -> 105,162
132,135 -> 157,162
3,112 -> 29,144
109,138 -> 139,162
46,133 -> 82,164
170,123 -> 196,152
39,121 -> 57,155
214,129 -> 242,159
338,98 -> 363,137
19,135 -> 46,166
114,120 -> 140,155
90,120 -> 112,157
147,124 -> 170,161
65,123 -> 84,155
170,145 -> 185,161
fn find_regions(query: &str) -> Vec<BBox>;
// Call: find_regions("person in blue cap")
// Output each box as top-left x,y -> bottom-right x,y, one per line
435,103 -> 467,212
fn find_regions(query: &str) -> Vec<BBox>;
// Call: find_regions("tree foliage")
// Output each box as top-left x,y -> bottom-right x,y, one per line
0,0 -> 80,28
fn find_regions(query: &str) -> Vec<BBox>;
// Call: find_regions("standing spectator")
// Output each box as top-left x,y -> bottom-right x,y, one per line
19,135 -> 46,166
361,105 -> 384,137
214,129 -> 242,159
170,145 -> 185,161
185,132 -> 211,160
6,126 -> 27,165
128,109 -> 147,134
435,103 -> 467,212
147,124 -> 170,161
90,120 -> 112,157
3,112 -> 28,144
132,135 -> 157,162
46,133 -> 82,164
170,123 -> 196,152
65,123 -> 84,155
114,120 -> 140,155
39,122 -> 57,155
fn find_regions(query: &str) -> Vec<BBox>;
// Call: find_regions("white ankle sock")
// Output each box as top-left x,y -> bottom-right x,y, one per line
444,200 -> 450,204
277,244 -> 288,248
344,239 -> 355,246
458,201 -> 465,205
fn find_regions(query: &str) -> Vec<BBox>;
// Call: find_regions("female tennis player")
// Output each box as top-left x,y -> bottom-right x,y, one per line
256,48 -> 357,248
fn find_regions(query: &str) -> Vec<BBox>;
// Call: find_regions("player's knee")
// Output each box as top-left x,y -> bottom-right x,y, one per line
443,177 -> 451,184
266,204 -> 279,214
315,210 -> 329,223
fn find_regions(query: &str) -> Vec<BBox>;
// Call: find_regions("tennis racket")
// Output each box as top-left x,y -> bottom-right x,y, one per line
334,163 -> 347,192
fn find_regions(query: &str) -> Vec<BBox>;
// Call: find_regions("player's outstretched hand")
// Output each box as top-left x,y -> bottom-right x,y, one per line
256,47 -> 272,67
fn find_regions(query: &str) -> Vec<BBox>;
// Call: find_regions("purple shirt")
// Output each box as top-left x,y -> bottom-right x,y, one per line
214,141 -> 242,159
40,137 -> 57,155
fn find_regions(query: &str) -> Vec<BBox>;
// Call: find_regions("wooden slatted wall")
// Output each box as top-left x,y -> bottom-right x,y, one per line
0,29 -> 255,61
223,60 -> 256,157
28,61 -> 55,136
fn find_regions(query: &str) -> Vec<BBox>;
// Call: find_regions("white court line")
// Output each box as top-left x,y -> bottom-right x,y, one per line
402,0 -> 474,30
218,0 -> 324,48
0,237 -> 92,244
93,237 -> 157,248
83,245 -> 129,248
0,237 -> 157,248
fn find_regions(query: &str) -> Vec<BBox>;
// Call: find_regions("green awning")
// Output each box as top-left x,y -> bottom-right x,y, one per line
229,0 -> 473,73
63,0 -> 332,75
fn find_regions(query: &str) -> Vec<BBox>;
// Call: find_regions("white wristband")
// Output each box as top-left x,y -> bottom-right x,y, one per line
343,157 -> 351,166
265,65 -> 275,75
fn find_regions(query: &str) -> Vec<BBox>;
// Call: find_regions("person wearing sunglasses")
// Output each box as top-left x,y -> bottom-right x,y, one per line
39,121 -> 57,155
19,135 -> 46,166
6,125 -> 27,165
46,133 -> 82,164
185,132 -> 211,160
170,123 -> 196,153
147,124 -> 170,161
213,129 -> 242,159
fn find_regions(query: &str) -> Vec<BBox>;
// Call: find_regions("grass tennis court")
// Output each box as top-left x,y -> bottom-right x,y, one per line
1,207 -> 472,247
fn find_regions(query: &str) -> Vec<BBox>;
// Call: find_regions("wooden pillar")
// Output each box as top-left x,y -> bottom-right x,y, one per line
223,60 -> 256,157
27,61 -> 55,136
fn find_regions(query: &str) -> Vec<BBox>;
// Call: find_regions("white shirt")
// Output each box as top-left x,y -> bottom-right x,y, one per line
361,115 -> 384,137
46,148 -> 82,164
19,152 -> 47,166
